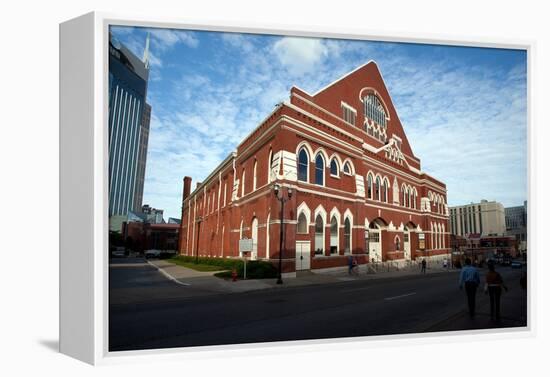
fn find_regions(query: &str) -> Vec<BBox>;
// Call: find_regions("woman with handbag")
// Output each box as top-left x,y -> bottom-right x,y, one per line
484,260 -> 508,322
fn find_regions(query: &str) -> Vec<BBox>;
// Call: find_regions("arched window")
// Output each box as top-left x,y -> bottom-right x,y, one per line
330,158 -> 339,176
297,148 -> 309,182
297,212 -> 308,234
381,179 -> 387,202
367,174 -> 373,199
375,177 -> 381,201
344,218 -> 351,254
403,187 -> 407,207
253,160 -> 257,191
330,216 -> 338,254
343,162 -> 351,175
267,149 -> 273,183
315,154 -> 324,185
435,224 -> 441,249
412,189 -> 417,209
241,169 -> 246,197
364,94 -> 388,128
430,223 -> 435,249
315,215 -> 324,255
395,236 -> 400,251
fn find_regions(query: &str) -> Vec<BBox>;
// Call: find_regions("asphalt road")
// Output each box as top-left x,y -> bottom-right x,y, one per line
109,259 -> 527,352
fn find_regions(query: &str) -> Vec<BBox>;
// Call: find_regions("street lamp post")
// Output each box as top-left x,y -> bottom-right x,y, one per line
273,183 -> 292,284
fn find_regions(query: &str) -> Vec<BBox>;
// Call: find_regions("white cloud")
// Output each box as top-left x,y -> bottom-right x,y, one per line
273,37 -> 330,76
220,33 -> 255,53
149,28 -> 199,51
383,58 -> 527,207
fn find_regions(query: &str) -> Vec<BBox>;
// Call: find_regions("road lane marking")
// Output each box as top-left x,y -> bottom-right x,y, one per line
146,260 -> 191,286
342,287 -> 371,293
384,292 -> 416,301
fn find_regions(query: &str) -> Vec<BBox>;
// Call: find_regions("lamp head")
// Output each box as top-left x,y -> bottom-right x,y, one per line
273,183 -> 280,196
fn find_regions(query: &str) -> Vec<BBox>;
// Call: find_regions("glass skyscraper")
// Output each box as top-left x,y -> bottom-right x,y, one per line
108,32 -> 151,218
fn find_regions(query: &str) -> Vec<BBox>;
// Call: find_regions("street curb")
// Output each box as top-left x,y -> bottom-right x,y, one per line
146,260 -> 191,286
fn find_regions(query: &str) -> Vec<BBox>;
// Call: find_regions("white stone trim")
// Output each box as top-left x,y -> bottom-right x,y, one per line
284,101 -> 364,143
280,150 -> 298,181
310,60 -> 377,96
340,101 -> 357,113
282,118 -> 362,157
358,86 -> 391,121
355,174 -> 365,197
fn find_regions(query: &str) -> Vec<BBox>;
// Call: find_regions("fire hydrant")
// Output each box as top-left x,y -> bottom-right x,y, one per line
231,268 -> 237,282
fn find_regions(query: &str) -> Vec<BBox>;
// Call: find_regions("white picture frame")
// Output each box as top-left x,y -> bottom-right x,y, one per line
59,11 -> 534,365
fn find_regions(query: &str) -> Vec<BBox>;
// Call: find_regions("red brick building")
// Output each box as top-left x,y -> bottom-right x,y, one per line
123,222 -> 179,253
178,61 -> 450,275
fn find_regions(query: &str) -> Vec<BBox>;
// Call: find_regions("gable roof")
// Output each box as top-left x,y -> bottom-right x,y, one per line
308,61 -> 418,162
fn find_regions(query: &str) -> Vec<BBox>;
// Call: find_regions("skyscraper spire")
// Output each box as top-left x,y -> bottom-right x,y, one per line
143,32 -> 150,69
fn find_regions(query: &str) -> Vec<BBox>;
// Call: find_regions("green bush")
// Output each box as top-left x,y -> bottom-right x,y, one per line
171,256 -> 278,279
235,260 -> 278,279
170,255 -> 243,270
192,258 -> 278,279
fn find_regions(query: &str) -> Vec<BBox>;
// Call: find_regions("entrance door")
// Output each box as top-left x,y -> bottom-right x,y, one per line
404,230 -> 411,260
370,230 -> 381,262
295,241 -> 311,271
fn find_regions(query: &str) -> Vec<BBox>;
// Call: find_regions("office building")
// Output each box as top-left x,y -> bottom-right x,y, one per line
449,200 -> 506,237
108,32 -> 151,224
505,201 -> 527,253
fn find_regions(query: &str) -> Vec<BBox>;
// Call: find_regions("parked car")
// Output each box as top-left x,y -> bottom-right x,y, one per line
145,249 -> 161,259
110,247 -> 126,258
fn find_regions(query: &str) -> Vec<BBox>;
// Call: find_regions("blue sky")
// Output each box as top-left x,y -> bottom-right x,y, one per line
111,26 -> 527,221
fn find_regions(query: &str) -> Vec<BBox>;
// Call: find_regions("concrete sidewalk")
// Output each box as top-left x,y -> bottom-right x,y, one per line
147,258 -> 459,294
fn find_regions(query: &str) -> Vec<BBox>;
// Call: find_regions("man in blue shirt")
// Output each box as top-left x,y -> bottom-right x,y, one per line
459,258 -> 481,318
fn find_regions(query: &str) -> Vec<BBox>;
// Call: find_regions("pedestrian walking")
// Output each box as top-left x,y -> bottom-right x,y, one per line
421,258 -> 427,274
348,255 -> 354,275
351,257 -> 359,275
458,258 -> 480,318
443,258 -> 448,269
484,260 -> 508,322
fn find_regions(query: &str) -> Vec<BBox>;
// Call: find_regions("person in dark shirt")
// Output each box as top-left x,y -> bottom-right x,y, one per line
421,258 -> 427,274
484,260 -> 508,322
